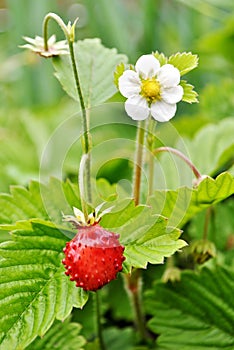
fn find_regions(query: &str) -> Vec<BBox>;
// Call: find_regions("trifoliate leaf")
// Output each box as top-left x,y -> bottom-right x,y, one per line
180,80 -> 198,103
168,52 -> 198,75
149,172 -> 234,228
101,200 -> 187,272
114,62 -> 126,87
145,265 -> 234,349
152,51 -> 168,66
0,220 -> 88,350
26,318 -> 86,350
53,38 -> 128,108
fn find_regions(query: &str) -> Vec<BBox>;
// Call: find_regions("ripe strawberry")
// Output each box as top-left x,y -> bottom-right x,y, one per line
62,224 -> 125,291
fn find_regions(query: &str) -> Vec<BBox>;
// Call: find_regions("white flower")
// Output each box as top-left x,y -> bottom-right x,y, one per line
118,54 -> 184,122
20,35 -> 69,58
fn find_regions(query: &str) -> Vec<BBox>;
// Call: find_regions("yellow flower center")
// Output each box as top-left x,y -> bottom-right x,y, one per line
141,78 -> 161,103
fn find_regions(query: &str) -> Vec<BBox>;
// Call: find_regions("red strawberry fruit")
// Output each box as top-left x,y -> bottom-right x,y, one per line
62,224 -> 125,291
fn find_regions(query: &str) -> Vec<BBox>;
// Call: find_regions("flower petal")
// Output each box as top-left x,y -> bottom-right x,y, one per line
150,100 -> 177,122
125,96 -> 149,120
161,85 -> 183,104
135,54 -> 160,79
157,64 -> 180,87
48,35 -> 56,45
118,70 -> 141,98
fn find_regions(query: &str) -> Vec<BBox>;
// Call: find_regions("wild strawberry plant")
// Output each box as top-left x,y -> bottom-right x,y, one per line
0,11 -> 234,350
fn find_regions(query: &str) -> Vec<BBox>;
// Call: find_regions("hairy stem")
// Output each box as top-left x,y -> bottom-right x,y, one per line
42,13 -> 92,217
133,121 -> 146,205
147,117 -> 157,197
43,12 -> 70,51
68,40 -> 92,207
124,271 -> 150,342
154,146 -> 202,179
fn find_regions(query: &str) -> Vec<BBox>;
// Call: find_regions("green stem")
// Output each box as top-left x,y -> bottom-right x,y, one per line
154,146 -> 202,179
95,292 -> 106,350
68,40 -> 92,206
147,117 -> 157,197
43,12 -> 70,51
133,121 -> 146,205
124,271 -> 149,342
127,121 -> 150,342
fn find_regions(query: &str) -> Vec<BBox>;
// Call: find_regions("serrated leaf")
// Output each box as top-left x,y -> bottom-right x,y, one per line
149,172 -> 234,228
180,80 -> 198,103
0,178 -> 80,229
103,327 -> 135,350
26,318 -> 86,350
96,178 -> 118,202
152,51 -> 168,66
101,200 -> 186,271
0,220 -> 88,350
145,265 -> 234,349
168,52 -> 198,76
53,38 -> 128,108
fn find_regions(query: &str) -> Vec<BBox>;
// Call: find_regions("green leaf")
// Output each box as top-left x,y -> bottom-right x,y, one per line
0,220 -> 88,350
0,178 -> 80,228
101,200 -> 186,272
149,172 -> 234,228
103,327 -> 135,350
53,38 -> 128,107
145,265 -> 234,349
180,80 -> 198,103
26,318 -> 86,350
152,51 -> 168,66
168,52 -> 198,76
96,178 -> 118,202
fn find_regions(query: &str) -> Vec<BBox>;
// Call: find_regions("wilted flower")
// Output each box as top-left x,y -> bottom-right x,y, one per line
118,54 -> 183,122
20,35 -> 69,58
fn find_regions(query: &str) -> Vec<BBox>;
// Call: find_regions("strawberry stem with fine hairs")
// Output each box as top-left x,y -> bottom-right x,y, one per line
42,12 -> 92,216
133,121 -> 146,205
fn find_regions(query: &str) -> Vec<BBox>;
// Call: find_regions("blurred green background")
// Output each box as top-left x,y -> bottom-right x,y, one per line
0,0 -> 234,191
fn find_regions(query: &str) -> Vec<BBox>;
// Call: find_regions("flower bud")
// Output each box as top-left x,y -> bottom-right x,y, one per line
190,239 -> 216,264
162,267 -> 181,283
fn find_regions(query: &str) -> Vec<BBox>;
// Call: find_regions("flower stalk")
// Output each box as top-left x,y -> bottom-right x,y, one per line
147,116 -> 157,196
42,12 -> 92,213
133,121 -> 146,205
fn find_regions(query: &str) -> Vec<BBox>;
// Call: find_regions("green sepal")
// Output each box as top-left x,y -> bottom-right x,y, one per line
180,80 -> 199,103
168,52 -> 199,75
152,51 -> 168,66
